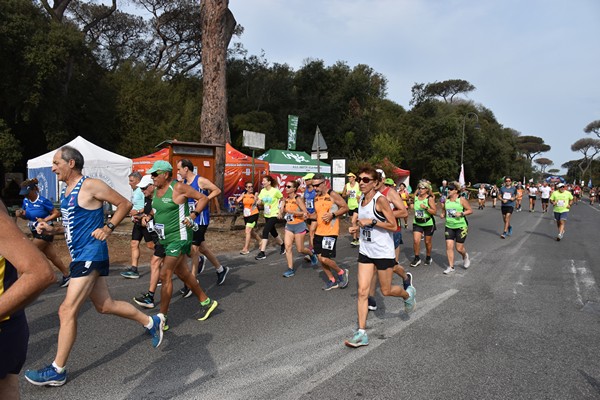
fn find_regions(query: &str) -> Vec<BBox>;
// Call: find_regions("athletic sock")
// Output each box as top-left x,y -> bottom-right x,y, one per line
144,316 -> 153,329
215,266 -> 224,273
52,361 -> 65,373
200,297 -> 211,306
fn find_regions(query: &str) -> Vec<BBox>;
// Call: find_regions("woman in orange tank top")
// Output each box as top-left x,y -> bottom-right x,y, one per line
281,180 -> 317,277
235,182 -> 261,255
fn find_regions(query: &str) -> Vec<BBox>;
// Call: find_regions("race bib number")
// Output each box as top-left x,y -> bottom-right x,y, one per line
264,205 -> 271,215
361,226 -> 373,242
557,200 -> 565,207
306,199 -> 314,209
155,223 -> 165,240
284,213 -> 294,222
478,194 -> 485,199
446,209 -> 457,218
503,192 -> 512,200
322,236 -> 336,250
146,219 -> 155,232
349,190 -> 356,199
243,208 -> 251,217
27,221 -> 37,229
415,209 -> 424,218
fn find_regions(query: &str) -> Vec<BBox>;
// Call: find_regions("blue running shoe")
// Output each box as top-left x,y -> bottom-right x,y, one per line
310,254 -> 318,265
323,280 -> 339,291
25,365 -> 67,386
405,286 -> 416,313
120,267 -> 140,279
283,268 -> 295,278
345,330 -> 369,348
147,314 -> 164,348
507,226 -> 513,236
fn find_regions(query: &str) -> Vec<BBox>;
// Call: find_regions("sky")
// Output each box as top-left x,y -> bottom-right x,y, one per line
227,0 -> 600,174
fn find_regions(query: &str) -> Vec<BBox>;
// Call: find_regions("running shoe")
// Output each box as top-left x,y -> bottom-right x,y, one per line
368,296 -> 377,311
463,253 -> 471,269
345,330 -> 369,348
198,299 -> 218,321
283,268 -> 295,278
198,255 -> 207,274
310,254 -> 318,265
59,275 -> 70,288
323,280 -> 339,291
240,250 -> 250,255
557,233 -> 563,241
500,232 -> 506,239
424,256 -> 432,265
179,285 -> 191,298
162,314 -> 169,331
25,364 -> 67,386
280,244 -> 286,255
147,314 -> 164,348
443,266 -> 455,275
134,292 -> 155,309
338,269 -> 350,288
350,239 -> 360,247
120,267 -> 140,279
404,272 -> 413,291
304,254 -> 312,262
404,286 -> 416,313
410,255 -> 421,267
216,266 -> 229,286
507,226 -> 513,236
255,251 -> 266,260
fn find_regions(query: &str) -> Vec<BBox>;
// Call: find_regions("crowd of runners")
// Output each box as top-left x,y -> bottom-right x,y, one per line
0,143 -> 593,397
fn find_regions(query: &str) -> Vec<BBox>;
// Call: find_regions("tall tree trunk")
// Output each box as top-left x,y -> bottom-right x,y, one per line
200,0 -> 236,207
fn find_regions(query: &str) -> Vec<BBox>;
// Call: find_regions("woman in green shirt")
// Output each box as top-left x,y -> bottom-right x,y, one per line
255,175 -> 285,260
441,181 -> 472,274
410,180 -> 437,267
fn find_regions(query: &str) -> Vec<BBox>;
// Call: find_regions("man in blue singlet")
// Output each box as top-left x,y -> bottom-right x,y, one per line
0,199 -> 55,399
25,146 -> 165,388
302,173 -> 318,259
177,159 -> 230,293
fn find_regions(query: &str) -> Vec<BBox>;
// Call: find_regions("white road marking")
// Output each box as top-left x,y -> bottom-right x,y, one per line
568,259 -> 599,307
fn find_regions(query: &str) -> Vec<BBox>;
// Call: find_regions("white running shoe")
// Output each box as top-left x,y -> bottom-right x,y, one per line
463,253 -> 470,269
443,266 -> 455,275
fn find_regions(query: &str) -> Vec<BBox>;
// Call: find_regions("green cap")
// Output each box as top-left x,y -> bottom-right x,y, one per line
147,160 -> 173,173
384,178 -> 395,186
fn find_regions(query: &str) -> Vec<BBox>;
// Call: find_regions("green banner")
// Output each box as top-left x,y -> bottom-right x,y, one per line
287,115 -> 299,150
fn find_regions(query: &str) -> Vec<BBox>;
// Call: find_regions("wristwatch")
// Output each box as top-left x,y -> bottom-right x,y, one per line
105,222 -> 116,231
371,219 -> 377,227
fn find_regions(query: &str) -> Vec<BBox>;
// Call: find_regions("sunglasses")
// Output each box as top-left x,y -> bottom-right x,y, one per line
357,177 -> 375,184
151,171 -> 166,177
312,181 -> 325,187
285,185 -> 294,189
418,186 -> 427,189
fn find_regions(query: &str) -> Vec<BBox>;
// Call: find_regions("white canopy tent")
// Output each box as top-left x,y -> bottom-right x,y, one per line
27,136 -> 132,202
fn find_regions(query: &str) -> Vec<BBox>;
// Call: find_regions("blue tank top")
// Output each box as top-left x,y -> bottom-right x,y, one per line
304,188 -> 316,213
185,175 -> 210,225
61,177 -> 108,262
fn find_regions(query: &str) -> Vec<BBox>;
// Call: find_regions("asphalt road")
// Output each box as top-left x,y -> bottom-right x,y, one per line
20,200 -> 600,399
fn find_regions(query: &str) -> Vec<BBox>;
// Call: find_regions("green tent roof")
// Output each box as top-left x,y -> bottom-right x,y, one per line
258,149 -> 331,174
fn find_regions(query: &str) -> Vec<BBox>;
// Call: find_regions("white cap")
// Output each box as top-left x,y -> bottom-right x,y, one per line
375,168 -> 386,179
137,175 -> 154,188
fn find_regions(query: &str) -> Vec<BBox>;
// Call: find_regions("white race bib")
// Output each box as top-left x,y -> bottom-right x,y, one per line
264,205 -> 271,215
503,192 -> 512,200
284,213 -> 294,222
557,200 -> 565,207
415,209 -> 424,218
361,226 -> 373,242
243,208 -> 251,217
155,223 -> 165,240
446,209 -> 457,218
322,236 -> 336,250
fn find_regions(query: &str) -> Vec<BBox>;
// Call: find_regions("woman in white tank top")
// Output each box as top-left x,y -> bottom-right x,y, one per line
345,166 -> 416,348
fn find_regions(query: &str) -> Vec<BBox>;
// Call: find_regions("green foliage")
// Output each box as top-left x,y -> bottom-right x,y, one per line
0,120 -> 22,170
